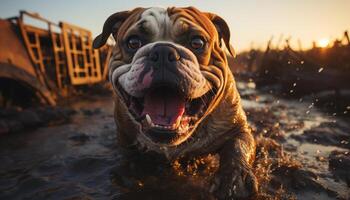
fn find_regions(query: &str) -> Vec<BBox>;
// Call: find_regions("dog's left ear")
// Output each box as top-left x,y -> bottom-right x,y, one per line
205,13 -> 236,57
93,8 -> 144,49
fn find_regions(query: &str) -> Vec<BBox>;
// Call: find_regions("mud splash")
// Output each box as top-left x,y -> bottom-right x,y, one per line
0,83 -> 349,199
238,82 -> 349,199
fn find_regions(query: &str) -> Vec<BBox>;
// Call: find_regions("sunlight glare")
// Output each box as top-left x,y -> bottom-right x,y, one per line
318,38 -> 330,48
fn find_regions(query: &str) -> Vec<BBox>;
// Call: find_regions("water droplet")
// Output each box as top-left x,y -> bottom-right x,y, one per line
306,110 -> 310,114
293,83 -> 297,87
138,181 -> 144,187
300,61 -> 304,64
340,140 -> 349,144
318,67 -> 324,73
288,61 -> 291,64
290,90 -> 294,93
247,81 -> 256,89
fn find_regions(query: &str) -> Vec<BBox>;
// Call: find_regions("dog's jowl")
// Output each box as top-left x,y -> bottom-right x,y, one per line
93,7 -> 258,199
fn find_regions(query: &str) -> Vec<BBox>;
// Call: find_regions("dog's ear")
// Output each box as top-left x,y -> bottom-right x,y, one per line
93,8 -> 143,49
205,13 -> 236,57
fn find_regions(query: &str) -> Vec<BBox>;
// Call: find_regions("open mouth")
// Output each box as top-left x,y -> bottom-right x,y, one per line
117,84 -> 215,144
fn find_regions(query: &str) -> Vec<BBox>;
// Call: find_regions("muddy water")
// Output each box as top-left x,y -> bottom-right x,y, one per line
0,85 -> 349,199
239,82 -> 349,199
0,97 -> 120,199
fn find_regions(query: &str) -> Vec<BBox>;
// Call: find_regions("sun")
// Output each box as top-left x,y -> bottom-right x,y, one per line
318,38 -> 330,48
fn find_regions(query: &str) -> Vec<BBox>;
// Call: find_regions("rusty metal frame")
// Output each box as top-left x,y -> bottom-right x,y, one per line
3,10 -> 110,105
17,10 -> 106,90
17,11 -> 61,99
61,22 -> 102,85
49,26 -> 68,93
18,12 -> 49,87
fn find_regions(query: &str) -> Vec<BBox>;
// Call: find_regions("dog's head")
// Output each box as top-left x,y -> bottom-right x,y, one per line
94,7 -> 235,147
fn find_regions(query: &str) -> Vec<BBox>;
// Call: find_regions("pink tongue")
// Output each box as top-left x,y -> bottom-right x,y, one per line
142,89 -> 185,126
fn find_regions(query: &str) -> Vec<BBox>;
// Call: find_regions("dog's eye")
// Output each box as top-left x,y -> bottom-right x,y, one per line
190,36 -> 205,49
127,36 -> 142,49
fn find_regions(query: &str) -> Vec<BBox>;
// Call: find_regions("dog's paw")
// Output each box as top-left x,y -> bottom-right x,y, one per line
210,165 -> 258,200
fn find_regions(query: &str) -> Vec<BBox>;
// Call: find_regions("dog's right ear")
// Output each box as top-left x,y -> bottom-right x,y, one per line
93,8 -> 143,49
204,12 -> 236,57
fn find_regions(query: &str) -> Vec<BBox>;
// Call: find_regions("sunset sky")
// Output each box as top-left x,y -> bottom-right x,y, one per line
1,0 -> 349,52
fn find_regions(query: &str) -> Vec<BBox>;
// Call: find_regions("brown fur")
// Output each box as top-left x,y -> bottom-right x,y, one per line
94,7 -> 258,199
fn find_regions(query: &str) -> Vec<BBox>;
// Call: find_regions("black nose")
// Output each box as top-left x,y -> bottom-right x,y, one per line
148,44 -> 180,66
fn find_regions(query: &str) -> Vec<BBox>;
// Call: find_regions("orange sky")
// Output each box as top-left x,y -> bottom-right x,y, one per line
1,0 -> 349,52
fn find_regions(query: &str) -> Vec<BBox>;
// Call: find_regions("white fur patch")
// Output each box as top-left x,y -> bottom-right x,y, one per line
140,7 -> 172,40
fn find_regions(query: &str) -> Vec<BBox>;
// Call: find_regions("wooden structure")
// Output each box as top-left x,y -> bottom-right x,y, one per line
0,11 -> 111,106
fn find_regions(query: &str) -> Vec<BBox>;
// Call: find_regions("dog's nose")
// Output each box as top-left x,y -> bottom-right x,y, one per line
148,44 -> 180,66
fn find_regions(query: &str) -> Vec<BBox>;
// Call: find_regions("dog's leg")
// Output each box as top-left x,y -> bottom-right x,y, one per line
212,128 -> 258,199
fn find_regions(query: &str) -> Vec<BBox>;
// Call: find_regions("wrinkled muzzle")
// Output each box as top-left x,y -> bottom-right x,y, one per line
110,42 -> 216,146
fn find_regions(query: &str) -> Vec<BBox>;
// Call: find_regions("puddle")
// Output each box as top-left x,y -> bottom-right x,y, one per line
0,84 -> 349,199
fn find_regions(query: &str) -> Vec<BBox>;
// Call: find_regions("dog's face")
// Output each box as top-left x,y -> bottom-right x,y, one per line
94,7 -> 235,147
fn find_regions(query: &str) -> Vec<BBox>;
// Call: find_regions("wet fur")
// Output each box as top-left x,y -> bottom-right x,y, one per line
94,7 -> 258,199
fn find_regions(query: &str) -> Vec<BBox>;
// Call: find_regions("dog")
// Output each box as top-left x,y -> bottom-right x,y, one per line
93,7 -> 258,199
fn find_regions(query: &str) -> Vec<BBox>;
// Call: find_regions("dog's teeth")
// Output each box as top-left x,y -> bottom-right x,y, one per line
145,114 -> 152,126
151,123 -> 175,130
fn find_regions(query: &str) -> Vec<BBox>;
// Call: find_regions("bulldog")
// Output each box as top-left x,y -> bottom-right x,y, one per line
93,7 -> 258,199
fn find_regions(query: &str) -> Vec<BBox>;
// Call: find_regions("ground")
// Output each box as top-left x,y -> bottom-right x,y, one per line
0,82 -> 349,200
